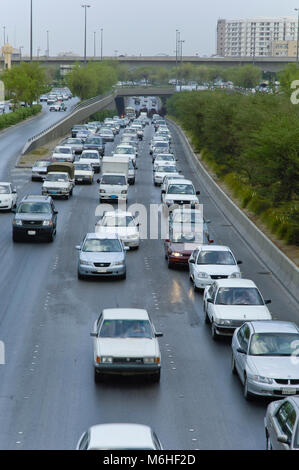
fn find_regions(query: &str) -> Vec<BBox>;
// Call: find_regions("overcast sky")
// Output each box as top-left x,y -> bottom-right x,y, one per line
1,0 -> 298,57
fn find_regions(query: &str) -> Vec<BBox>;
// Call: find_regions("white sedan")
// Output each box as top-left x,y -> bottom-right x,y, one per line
0,182 -> 17,211
74,162 -> 94,184
189,245 -> 242,291
153,164 -> 179,186
76,423 -> 163,450
203,278 -> 272,340
90,308 -> 163,383
95,210 -> 140,248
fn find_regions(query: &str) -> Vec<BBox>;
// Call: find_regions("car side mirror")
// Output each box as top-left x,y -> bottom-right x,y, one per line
97,179 -> 100,184
237,260 -> 243,265
124,246 -> 130,251
265,299 -> 271,305
11,208 -> 16,213
165,238 -> 170,243
155,332 -> 163,338
161,190 -> 166,194
205,219 -> 211,224
277,434 -> 290,445
196,191 -> 200,195
90,332 -> 98,338
54,210 -> 58,214
189,259 -> 195,264
75,245 -> 81,250
12,189 -> 17,194
237,347 -> 246,355
207,298 -> 213,304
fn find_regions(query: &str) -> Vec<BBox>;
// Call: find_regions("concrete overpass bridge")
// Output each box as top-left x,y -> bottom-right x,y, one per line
3,55 -> 296,73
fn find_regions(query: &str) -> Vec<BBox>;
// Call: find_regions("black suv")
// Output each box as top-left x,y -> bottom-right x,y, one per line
12,195 -> 58,242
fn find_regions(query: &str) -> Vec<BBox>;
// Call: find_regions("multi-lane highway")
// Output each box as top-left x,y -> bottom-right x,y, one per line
0,102 -> 298,450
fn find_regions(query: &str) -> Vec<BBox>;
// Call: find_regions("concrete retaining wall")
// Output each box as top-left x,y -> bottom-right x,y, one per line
168,118 -> 299,303
22,92 -> 116,155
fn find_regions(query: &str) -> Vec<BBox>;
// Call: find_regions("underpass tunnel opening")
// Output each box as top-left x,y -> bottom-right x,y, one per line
124,95 -> 163,118
115,96 -> 125,117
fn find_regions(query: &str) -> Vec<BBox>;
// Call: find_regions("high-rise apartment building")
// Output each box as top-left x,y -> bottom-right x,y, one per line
216,17 -> 298,57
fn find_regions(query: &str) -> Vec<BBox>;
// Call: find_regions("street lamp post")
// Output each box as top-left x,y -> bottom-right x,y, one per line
3,26 -> 5,45
46,30 -> 50,57
94,31 -> 96,57
295,8 -> 299,65
100,28 -> 103,61
175,30 -> 180,87
179,39 -> 185,91
30,0 -> 33,61
81,4 -> 91,64
19,46 -> 23,60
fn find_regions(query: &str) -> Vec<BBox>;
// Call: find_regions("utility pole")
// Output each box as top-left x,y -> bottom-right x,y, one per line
179,39 -> 185,91
175,30 -> 179,87
30,0 -> 33,61
94,31 -> 96,57
3,26 -> 5,45
47,30 -> 50,57
81,4 -> 91,64
100,28 -> 103,60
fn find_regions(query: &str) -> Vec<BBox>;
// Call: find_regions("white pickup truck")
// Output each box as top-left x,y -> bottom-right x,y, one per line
97,157 -> 129,203
42,163 -> 74,199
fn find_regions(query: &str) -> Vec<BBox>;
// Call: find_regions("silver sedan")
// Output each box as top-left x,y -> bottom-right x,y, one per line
232,320 -> 299,399
265,396 -> 299,450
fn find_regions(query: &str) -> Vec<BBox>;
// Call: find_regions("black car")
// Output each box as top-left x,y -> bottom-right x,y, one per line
12,195 -> 58,243
83,136 -> 105,156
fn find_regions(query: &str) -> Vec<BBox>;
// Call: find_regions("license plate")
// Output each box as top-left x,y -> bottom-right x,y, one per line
50,191 -> 57,194
110,195 -> 117,199
28,230 -> 36,235
97,268 -> 107,273
282,388 -> 296,395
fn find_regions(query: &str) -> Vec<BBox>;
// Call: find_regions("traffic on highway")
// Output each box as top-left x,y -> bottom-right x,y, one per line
0,95 -> 298,451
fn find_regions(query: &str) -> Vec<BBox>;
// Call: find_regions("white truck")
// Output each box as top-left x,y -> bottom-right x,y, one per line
97,157 -> 129,203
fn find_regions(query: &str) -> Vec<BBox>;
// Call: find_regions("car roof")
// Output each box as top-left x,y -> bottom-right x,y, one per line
103,211 -> 133,217
102,308 -> 149,320
21,195 -> 51,203
195,245 -> 231,252
0,182 -> 11,186
213,279 -> 257,288
249,321 -> 299,334
85,232 -> 119,240
167,179 -> 193,185
88,424 -> 154,450
81,150 -> 99,154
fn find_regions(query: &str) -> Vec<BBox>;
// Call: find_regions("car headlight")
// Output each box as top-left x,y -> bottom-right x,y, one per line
121,190 -> 127,194
196,272 -> 210,279
229,272 -> 241,278
99,189 -> 105,193
13,220 -> 22,226
252,375 -> 273,384
143,357 -> 156,364
165,200 -> 173,205
101,356 -> 113,363
42,220 -> 53,226
79,260 -> 93,266
217,319 -> 232,326
111,261 -> 124,266
171,252 -> 183,257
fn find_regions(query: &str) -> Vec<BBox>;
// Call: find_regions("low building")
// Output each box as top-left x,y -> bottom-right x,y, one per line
270,40 -> 298,57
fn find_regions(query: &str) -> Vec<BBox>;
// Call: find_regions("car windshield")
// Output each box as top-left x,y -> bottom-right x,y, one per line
101,175 -> 126,185
167,184 -> 195,195
172,211 -> 202,223
46,174 -> 68,182
116,147 -> 133,154
154,142 -> 168,148
99,319 -> 153,338
156,155 -> 174,162
75,164 -> 91,171
82,239 -> 122,252
101,216 -> 135,227
67,139 -> 82,144
157,166 -> 177,173
18,203 -> 51,214
215,287 -> 264,305
171,232 -> 202,243
196,251 -> 235,265
249,333 -> 299,356
81,154 -> 98,160
85,138 -> 102,144
55,148 -> 71,154
33,161 -> 48,168
0,185 -> 10,194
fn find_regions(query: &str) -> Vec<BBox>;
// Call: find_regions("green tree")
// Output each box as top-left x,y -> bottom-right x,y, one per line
232,65 -> 262,89
66,62 -> 117,100
2,62 -> 46,106
278,63 -> 299,97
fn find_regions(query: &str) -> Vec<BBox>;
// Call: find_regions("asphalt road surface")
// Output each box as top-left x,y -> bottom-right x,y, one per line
0,111 -> 298,450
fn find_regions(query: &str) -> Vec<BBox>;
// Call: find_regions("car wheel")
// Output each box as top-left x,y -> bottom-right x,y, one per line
77,271 -> 85,280
152,370 -> 160,383
204,308 -> 210,324
193,279 -> 200,292
12,233 -> 20,243
211,321 -> 218,341
266,432 -> 272,450
243,376 -> 252,400
48,231 -> 55,243
120,272 -> 126,280
167,258 -> 173,269
231,353 -> 237,374
94,369 -> 103,383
